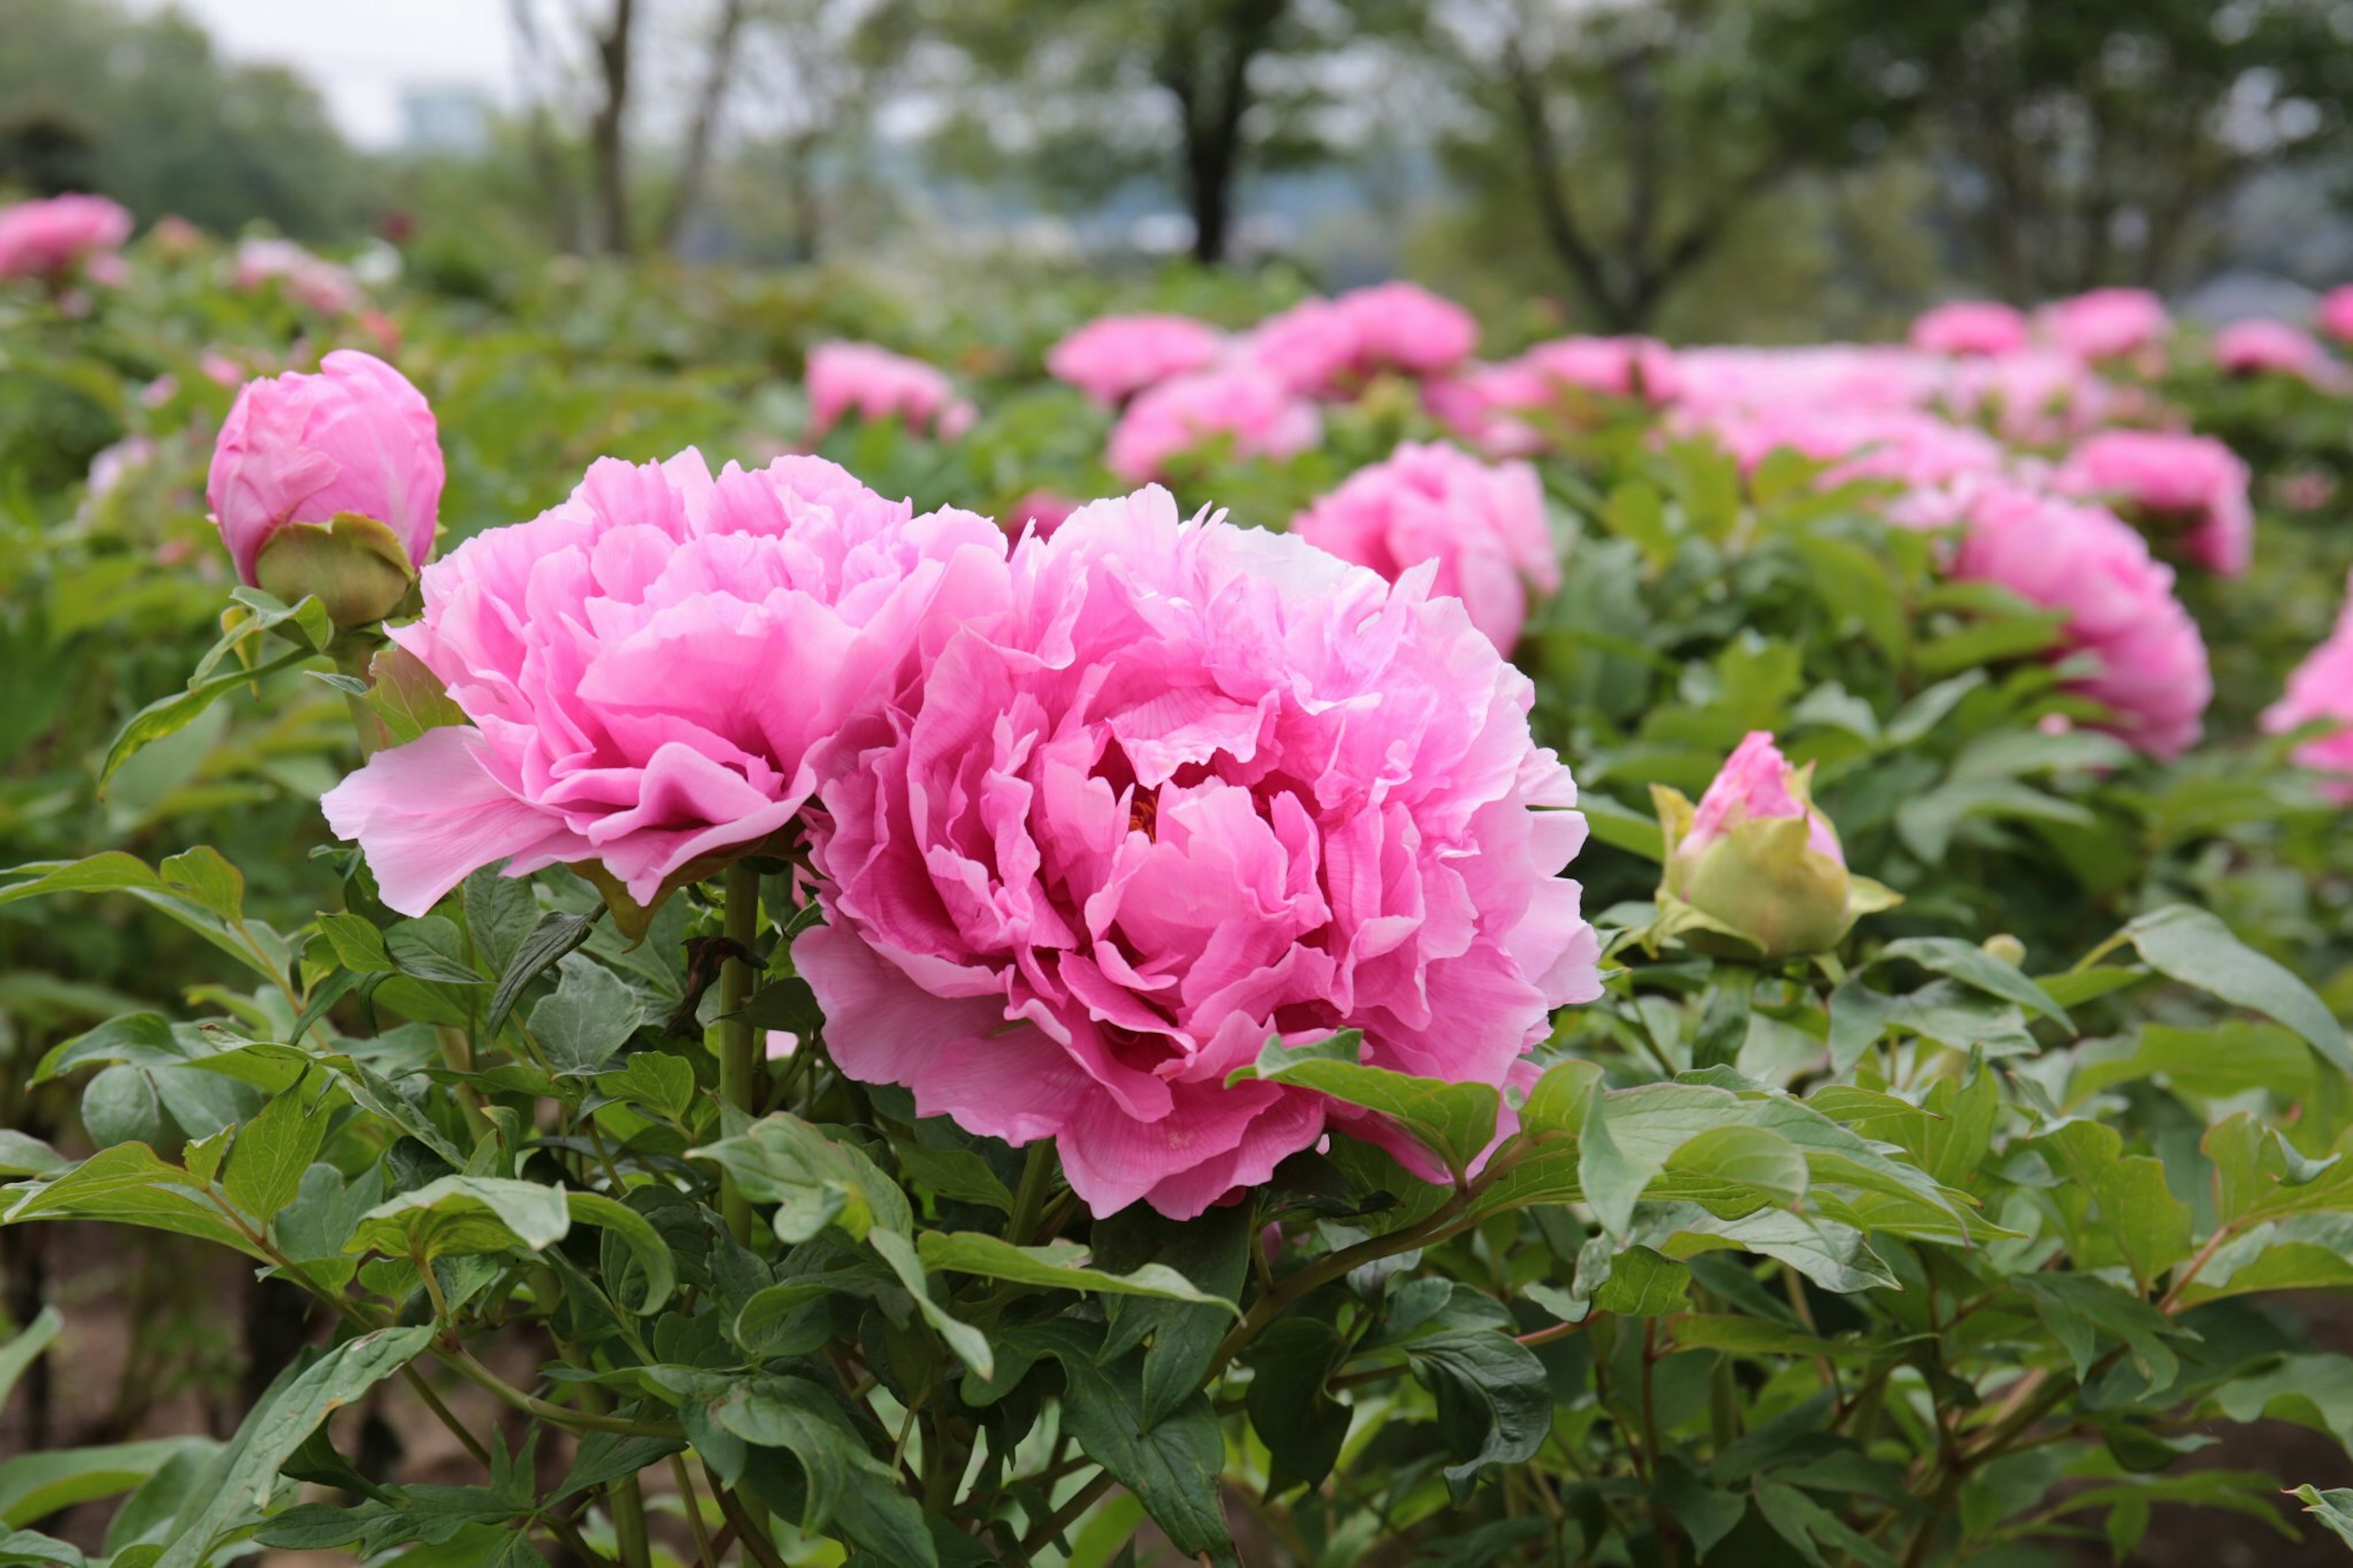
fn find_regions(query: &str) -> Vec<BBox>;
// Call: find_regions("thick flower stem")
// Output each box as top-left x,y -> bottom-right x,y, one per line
718,860 -> 761,1246
1007,1139 -> 1056,1245
333,640 -> 388,758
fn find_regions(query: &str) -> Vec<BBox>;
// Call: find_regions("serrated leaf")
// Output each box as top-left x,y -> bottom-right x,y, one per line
223,1074 -> 330,1225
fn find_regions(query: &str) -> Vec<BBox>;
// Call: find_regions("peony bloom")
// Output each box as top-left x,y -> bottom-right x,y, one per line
1291,441 -> 1558,653
2262,574 -> 2353,801
1046,313 -> 1224,406
1652,732 -> 1884,958
1691,404 -> 2006,491
2037,287 -> 2170,363
1105,366 -> 1320,483
2214,319 -> 2343,386
805,341 -> 976,444
233,238 -> 363,316
1003,490 -> 1080,539
1910,301 -> 2029,357
1331,281 -> 1479,379
1247,282 -> 1477,396
794,488 -> 1601,1218
1939,479 -> 2211,759
148,214 -> 204,259
322,452 -> 1011,917
2055,429 -> 2254,577
2321,286 -> 2353,348
1939,348 -> 2116,445
207,350 -> 444,623
0,194 -> 133,281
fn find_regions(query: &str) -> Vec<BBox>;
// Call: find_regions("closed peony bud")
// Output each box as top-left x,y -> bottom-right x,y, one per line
206,350 -> 442,627
1650,732 -> 1896,959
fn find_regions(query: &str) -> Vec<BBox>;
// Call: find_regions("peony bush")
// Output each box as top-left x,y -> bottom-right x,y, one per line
4,203 -> 2353,1568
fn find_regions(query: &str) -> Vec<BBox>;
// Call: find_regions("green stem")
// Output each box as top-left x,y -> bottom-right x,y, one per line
1007,1138 -> 1056,1246
718,861 -> 762,1246
608,1472 -> 651,1568
334,641 -> 388,758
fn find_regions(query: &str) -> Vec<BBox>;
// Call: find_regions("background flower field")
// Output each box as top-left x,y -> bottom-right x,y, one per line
7,5 -> 2353,1568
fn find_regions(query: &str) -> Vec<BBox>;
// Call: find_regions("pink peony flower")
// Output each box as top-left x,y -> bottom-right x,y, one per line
2055,429 -> 2254,576
1290,441 -> 1558,653
2214,319 -> 2343,386
1046,313 -> 1224,405
1683,733 -> 1843,867
805,341 -> 976,443
202,351 -> 246,387
1247,282 -> 1477,396
207,350 -> 444,588
1004,490 -> 1080,539
2262,574 -> 2353,801
322,452 -> 1011,917
793,488 -> 1601,1218
1941,479 -> 2211,759
1691,404 -> 2007,491
2321,286 -> 2353,348
2037,287 -> 2170,363
0,194 -> 133,280
1330,281 -> 1479,378
87,436 -> 157,500
1910,301 -> 2029,357
149,214 -> 204,259
1669,346 -> 1946,416
1939,348 -> 2116,444
233,238 -> 363,316
1105,366 -> 1320,483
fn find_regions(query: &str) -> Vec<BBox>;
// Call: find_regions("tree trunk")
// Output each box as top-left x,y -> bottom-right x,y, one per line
590,0 -> 638,256
660,0 -> 751,252
1165,0 -> 1287,266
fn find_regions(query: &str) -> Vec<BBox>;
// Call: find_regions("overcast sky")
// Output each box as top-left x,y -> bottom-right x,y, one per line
128,0 -> 518,146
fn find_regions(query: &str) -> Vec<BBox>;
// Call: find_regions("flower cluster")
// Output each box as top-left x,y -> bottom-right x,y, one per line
805,341 -> 977,443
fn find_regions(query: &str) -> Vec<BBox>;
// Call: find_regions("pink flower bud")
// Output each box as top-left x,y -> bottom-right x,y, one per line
1653,732 -> 1890,959
206,350 -> 444,624
0,194 -> 133,281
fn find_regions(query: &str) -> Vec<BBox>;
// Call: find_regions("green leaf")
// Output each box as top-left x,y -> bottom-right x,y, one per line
2033,1121 -> 2194,1293
317,912 -> 395,974
364,645 -> 467,746
222,1074 -> 330,1225
1601,479 -> 1675,568
0,856 -> 278,985
1664,1124 -> 1809,1210
156,849 -> 243,923
0,1311 -> 61,1411
485,911 -> 601,1034
1589,1245 -> 1692,1317
1244,1320 -> 1347,1495
2290,1485 -> 2353,1549
151,1327 -> 432,1568
2012,1274 -> 2183,1387
0,1134 -> 64,1180
689,1113 -> 912,1243
3,1143 -> 265,1259
566,1191 -> 677,1313
529,957 -> 643,1074
704,1376 -> 937,1567
100,638 -> 320,789
1404,1328 -> 1552,1501
914,1232 -> 1238,1311
0,1438 -> 213,1531
892,1145 -> 1014,1214
2124,906 -> 2350,1069
2069,1022 -> 2315,1108
1028,1323 -> 1237,1567
0,1529 -> 83,1566
596,1053 -> 697,1123
1230,1032 -> 1499,1176
384,917 -> 483,985
349,1176 -> 572,1263
1868,937 -> 2069,1025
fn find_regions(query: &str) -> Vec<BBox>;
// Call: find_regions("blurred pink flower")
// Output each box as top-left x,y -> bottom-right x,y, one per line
2055,429 -> 2254,576
1291,441 -> 1557,653
84,252 -> 131,289
1105,366 -> 1320,483
1247,282 -> 1477,395
1939,348 -> 2116,444
202,351 -> 246,387
1670,345 -> 1944,415
322,452 -> 1011,917
2038,287 -> 2170,363
234,238 -> 363,316
207,350 -> 444,586
2214,319 -> 2343,386
794,487 -> 1599,1218
805,341 -> 976,443
87,436 -> 157,500
1004,489 -> 1080,539
141,374 -> 178,409
2263,573 -> 2353,801
1046,313 -> 1224,405
1692,404 -> 2007,490
2321,286 -> 2353,347
0,194 -> 133,280
149,215 -> 204,259
1910,301 -> 2029,357
1942,479 -> 2211,759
